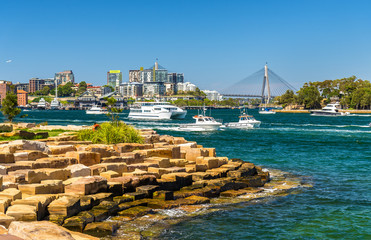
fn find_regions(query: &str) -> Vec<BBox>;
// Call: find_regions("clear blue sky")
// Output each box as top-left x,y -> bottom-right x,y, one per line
1,0 -> 370,91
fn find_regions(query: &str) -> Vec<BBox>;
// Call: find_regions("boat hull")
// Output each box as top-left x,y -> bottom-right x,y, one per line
86,111 -> 108,114
171,110 -> 187,119
128,112 -> 172,120
225,121 -> 261,128
310,111 -> 349,116
179,123 -> 222,131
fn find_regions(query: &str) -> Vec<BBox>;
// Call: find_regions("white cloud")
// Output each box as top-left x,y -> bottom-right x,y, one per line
5,60 -> 12,63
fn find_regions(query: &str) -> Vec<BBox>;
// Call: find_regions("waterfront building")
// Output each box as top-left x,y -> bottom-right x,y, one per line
177,82 -> 197,92
29,78 -> 45,93
107,70 -> 122,88
0,80 -> 14,105
87,86 -> 102,96
203,90 -> 223,101
55,70 -> 74,85
143,82 -> 165,97
17,90 -> 28,106
75,91 -> 98,108
15,82 -> 29,93
120,82 -> 143,98
129,70 -> 141,83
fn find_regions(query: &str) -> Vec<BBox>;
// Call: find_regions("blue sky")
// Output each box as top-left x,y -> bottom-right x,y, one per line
1,0 -> 370,92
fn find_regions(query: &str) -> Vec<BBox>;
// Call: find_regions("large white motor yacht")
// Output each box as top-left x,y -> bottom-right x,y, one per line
37,98 -> 47,109
50,98 -> 60,110
86,105 -> 108,114
310,103 -> 350,116
128,102 -> 187,120
225,113 -> 261,129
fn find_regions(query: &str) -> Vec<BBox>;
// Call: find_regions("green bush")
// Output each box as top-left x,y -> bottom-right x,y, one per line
77,122 -> 143,144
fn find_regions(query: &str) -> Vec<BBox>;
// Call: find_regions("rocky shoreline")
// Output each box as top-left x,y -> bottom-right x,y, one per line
0,124 -> 310,239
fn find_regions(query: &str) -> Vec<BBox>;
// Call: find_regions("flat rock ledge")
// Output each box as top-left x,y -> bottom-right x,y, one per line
0,128 -> 287,239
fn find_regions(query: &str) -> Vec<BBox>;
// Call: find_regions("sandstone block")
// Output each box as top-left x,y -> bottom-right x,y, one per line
0,153 -> 14,164
136,185 -> 160,198
48,145 -> 76,155
65,151 -> 100,166
6,205 -> 37,221
114,143 -> 153,153
185,164 -> 196,173
66,164 -> 91,178
127,162 -> 158,172
0,165 -> 6,175
101,163 -> 127,175
0,198 -> 11,213
0,213 -> 15,228
48,196 -> 81,217
100,170 -> 119,180
185,148 -> 209,162
196,157 -> 219,169
64,176 -> 107,195
0,188 -> 21,201
145,157 -> 170,168
83,222 -> 118,238
33,157 -> 77,169
170,159 -> 187,167
153,190 -> 173,201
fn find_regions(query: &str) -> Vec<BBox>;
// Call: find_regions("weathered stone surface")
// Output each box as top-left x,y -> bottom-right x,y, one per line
13,150 -> 48,162
182,195 -> 210,205
33,157 -> 77,169
48,196 -> 81,218
122,192 -> 146,201
65,151 -> 100,166
18,180 -> 63,195
0,213 -> 15,228
48,145 -> 76,155
83,222 -> 118,238
66,164 -> 91,178
13,195 -> 55,220
127,162 -> 158,172
6,205 -> 37,221
114,143 -> 153,153
196,157 -> 219,169
113,195 -> 134,204
0,153 -> 15,164
62,215 -> 87,232
185,148 -> 209,162
117,206 -> 153,218
23,168 -> 71,183
144,157 -> 170,168
0,196 -> 11,214
136,185 -> 160,198
153,190 -> 174,201
170,159 -> 187,167
8,221 -> 99,240
0,124 -> 13,133
0,188 -> 21,201
100,163 -> 127,175
100,170 -> 119,180
64,176 -> 107,195
0,165 -> 6,175
77,144 -> 118,158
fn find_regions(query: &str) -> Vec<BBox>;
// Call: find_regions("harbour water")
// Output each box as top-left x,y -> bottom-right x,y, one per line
2,109 -> 371,239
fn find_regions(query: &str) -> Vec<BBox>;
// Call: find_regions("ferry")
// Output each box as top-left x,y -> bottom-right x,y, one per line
225,112 -> 261,129
310,103 -> 350,116
86,105 -> 108,114
128,102 -> 187,120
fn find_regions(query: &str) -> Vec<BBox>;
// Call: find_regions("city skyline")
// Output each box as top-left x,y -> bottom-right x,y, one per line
1,0 -> 371,91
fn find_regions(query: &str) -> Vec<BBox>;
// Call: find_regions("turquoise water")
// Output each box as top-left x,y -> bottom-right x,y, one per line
3,109 -> 371,239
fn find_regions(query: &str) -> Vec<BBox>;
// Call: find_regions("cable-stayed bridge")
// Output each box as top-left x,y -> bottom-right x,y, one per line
221,65 -> 297,103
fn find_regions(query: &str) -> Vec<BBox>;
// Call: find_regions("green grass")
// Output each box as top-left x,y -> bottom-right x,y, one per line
77,122 -> 143,144
0,129 -> 70,142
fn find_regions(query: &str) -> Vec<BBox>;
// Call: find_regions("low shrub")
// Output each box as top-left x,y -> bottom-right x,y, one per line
77,122 -> 143,144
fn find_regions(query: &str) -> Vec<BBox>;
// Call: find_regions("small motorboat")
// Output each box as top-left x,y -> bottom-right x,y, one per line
86,105 -> 108,114
225,112 -> 261,129
259,107 -> 276,114
179,115 -> 222,131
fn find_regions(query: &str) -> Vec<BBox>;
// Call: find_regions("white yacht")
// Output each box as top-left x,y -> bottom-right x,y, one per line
128,102 -> 187,120
37,98 -> 47,109
50,98 -> 60,110
86,105 -> 108,114
310,103 -> 350,116
179,115 -> 222,131
225,113 -> 261,129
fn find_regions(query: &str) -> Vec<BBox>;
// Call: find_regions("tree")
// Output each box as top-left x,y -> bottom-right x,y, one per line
298,84 -> 322,109
41,86 -> 50,96
276,90 -> 299,107
1,86 -> 21,122
78,81 -> 87,93
105,97 -> 122,125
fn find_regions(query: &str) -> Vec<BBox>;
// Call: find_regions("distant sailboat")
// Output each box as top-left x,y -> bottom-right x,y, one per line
50,79 -> 60,110
259,64 -> 276,114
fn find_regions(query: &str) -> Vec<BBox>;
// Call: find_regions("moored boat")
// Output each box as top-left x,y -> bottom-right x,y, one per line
225,112 -> 261,129
86,105 -> 108,114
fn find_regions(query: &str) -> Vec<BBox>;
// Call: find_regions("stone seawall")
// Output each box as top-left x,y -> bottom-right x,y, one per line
0,127 -> 306,239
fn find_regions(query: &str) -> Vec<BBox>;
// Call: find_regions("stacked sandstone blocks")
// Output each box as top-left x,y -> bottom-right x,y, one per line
0,129 -> 269,237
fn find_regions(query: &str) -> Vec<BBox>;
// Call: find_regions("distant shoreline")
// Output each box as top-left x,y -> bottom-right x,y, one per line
275,109 -> 371,113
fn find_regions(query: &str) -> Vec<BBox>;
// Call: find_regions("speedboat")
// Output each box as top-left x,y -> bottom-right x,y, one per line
225,113 -> 261,129
310,103 -> 350,116
86,105 -> 108,114
179,114 -> 222,131
128,102 -> 186,120
259,107 -> 276,114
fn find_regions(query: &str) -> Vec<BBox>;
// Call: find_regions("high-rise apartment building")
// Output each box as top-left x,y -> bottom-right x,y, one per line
167,73 -> 184,84
17,90 -> 28,106
15,82 -> 29,93
55,70 -> 74,85
129,70 -> 141,83
29,78 -> 45,93
120,82 -> 143,98
107,70 -> 122,88
143,82 -> 165,97
0,80 -> 14,105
